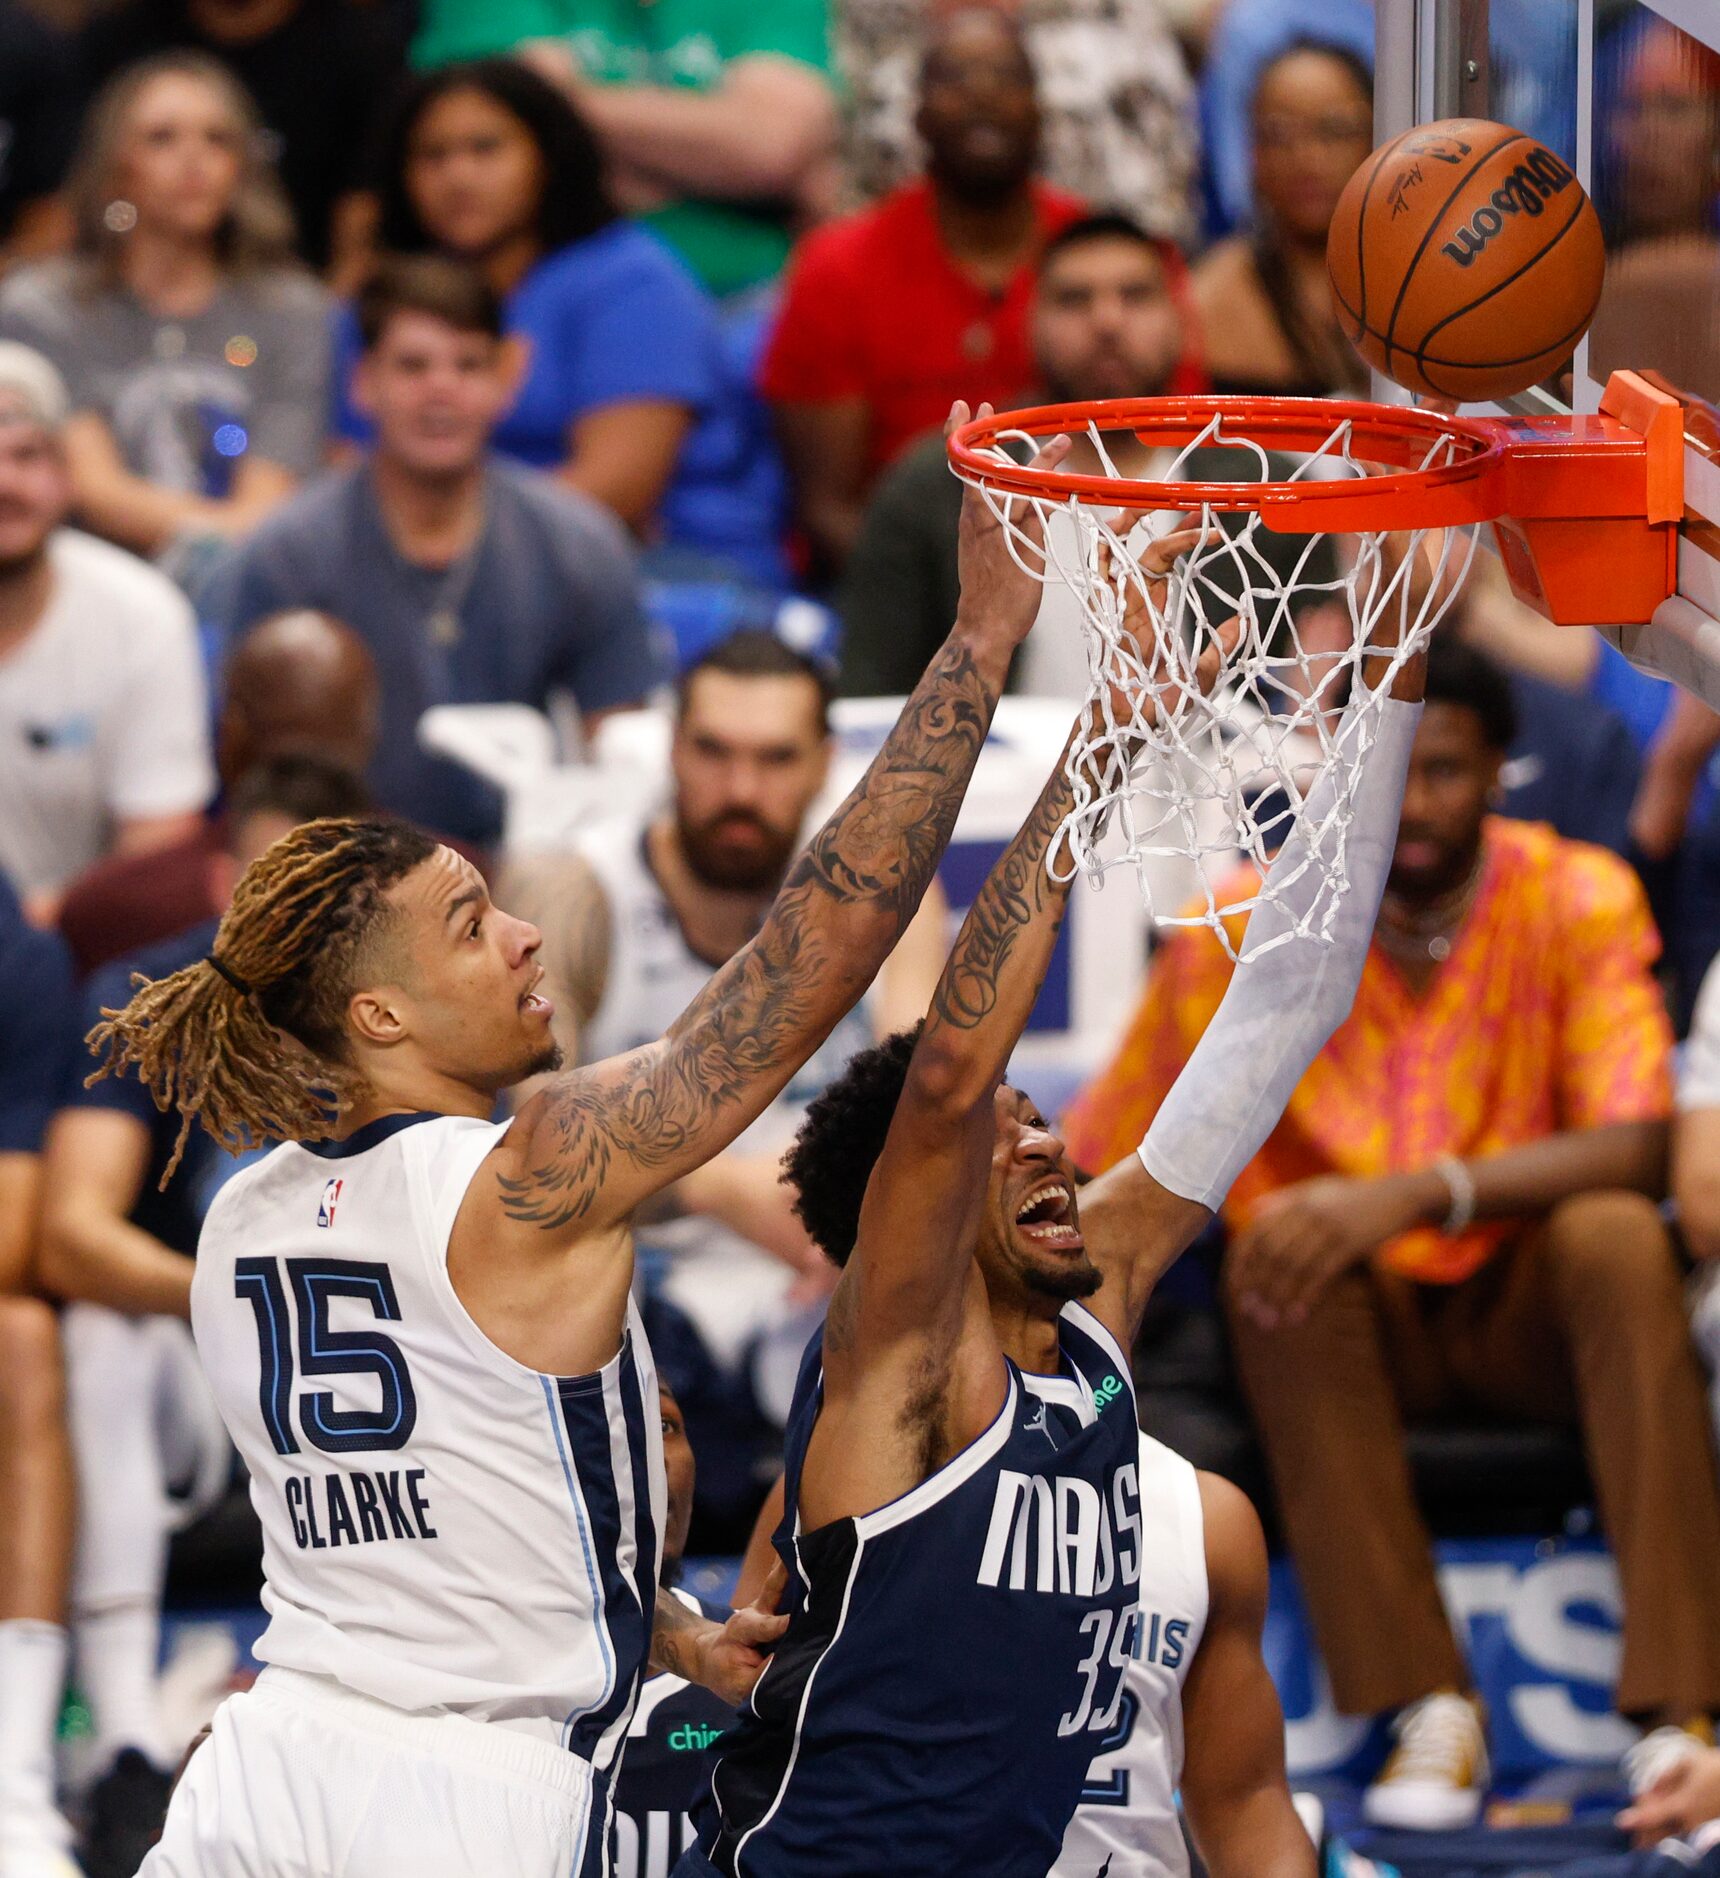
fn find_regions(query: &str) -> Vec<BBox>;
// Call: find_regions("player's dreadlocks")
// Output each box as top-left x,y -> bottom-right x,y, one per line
87,817 -> 438,1181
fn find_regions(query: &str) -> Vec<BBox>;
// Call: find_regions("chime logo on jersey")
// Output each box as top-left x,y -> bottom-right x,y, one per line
316,1177 -> 343,1228
976,1460 -> 1141,1596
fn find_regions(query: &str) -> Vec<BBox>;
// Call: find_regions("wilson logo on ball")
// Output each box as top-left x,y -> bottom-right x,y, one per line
1441,148 -> 1578,268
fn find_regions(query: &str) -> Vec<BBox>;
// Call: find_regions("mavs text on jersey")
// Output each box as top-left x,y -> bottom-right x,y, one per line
687,1302 -> 1142,1877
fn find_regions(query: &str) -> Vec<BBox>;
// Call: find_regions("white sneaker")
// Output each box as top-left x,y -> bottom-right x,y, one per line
1362,1691 -> 1489,1831
0,1806 -> 83,1878
1623,1719 -> 1715,1798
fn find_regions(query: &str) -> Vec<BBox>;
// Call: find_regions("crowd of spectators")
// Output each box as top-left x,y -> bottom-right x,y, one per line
1,0 -> 1719,1872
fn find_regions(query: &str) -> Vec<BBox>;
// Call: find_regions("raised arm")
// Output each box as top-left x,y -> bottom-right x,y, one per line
1079,621 -> 1428,1344
484,412 -> 1068,1243
826,527 -> 1219,1379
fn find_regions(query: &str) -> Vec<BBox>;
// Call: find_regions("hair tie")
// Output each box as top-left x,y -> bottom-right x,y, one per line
206,953 -> 253,996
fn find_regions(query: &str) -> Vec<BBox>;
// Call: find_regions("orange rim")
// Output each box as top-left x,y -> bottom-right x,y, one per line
945,395 -> 1511,532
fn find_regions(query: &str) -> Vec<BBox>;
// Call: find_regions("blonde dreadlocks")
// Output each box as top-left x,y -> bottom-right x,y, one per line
87,817 -> 439,1182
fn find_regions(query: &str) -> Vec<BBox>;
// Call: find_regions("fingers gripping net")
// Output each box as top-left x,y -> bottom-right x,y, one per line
961,409 -> 1479,962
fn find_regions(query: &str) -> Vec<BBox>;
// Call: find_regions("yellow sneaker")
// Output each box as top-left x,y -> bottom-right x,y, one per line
1363,1691 -> 1489,1831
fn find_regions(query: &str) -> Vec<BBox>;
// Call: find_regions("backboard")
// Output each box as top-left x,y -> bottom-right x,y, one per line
1379,0 -> 1720,627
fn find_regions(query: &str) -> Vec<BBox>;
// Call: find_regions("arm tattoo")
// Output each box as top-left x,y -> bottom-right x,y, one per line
931,760 -> 1074,1032
649,1583 -> 711,1681
499,636 -> 1003,1231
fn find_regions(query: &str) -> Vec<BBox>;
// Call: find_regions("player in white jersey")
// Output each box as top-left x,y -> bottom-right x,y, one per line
84,406 -> 1069,1878
1053,1432 -> 1307,1878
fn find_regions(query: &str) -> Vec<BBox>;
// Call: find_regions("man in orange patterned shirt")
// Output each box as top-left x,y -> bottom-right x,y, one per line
1063,641 -> 1720,1833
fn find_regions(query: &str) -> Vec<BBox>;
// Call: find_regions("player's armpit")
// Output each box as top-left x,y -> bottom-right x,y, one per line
1179,1475 -> 1317,1878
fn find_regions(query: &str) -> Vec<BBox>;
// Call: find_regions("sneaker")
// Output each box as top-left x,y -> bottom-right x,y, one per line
0,1807 -> 84,1878
1623,1717 -> 1716,1798
78,1751 -> 169,1878
1363,1691 -> 1489,1831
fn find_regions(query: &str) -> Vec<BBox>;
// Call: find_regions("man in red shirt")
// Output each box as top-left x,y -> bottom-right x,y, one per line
761,6 -> 1083,570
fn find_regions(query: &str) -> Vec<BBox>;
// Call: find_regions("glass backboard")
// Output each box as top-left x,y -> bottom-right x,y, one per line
1382,0 -> 1720,620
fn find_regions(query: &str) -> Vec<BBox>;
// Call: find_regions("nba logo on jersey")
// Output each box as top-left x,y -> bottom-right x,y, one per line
316,1177 -> 343,1228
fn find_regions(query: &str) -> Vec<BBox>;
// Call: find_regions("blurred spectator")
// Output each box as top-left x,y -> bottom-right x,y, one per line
1596,16 -> 1720,251
76,0 -> 411,278
500,630 -> 944,1518
1063,638 -> 1720,1830
0,53 -> 328,562
611,1381 -> 735,1876
833,0 -> 1197,243
414,0 -> 836,301
57,607 -> 380,976
0,0 -> 79,274
762,7 -> 1082,570
0,342 -> 213,924
354,60 -> 784,585
837,212 -> 1201,697
206,255 -> 663,850
36,756 -> 369,1878
0,875 -> 77,1878
1191,38 -> 1373,397
1589,17 -> 1720,403
1195,0 -> 1371,238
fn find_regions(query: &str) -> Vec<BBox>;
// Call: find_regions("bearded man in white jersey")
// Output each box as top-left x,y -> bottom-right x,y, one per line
84,406 -> 1068,1878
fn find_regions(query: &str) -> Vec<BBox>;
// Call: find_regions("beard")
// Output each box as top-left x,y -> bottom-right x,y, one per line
678,810 -> 798,894
1020,1252 -> 1104,1303
524,1040 -> 565,1080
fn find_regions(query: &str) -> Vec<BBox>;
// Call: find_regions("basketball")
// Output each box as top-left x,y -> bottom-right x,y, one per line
1326,117 -> 1606,402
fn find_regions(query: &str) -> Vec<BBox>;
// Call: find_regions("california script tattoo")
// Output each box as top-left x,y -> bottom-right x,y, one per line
498,638 -> 1000,1231
932,759 -> 1074,1032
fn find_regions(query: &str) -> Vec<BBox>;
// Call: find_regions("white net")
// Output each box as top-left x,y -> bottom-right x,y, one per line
958,407 -> 1480,962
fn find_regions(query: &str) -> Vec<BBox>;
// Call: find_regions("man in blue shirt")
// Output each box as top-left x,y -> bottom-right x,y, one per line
207,256 -> 666,849
0,872 -> 79,1878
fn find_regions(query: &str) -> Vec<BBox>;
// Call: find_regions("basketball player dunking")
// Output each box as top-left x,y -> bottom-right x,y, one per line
680,545 -> 1430,1877
88,413 -> 1068,1878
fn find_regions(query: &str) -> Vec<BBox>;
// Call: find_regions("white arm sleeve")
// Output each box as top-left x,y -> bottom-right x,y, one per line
1599,600 -> 1720,713
1138,694 -> 1422,1211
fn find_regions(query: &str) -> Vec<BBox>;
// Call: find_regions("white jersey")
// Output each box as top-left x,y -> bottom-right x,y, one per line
191,1111 -> 665,1776
1052,1435 -> 1209,1878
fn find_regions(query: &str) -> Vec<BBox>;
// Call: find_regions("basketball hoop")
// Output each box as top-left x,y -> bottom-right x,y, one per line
946,373 -> 1685,957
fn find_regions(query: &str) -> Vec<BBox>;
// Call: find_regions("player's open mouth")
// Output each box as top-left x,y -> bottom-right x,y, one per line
519,972 -> 554,1019
1014,1181 -> 1082,1249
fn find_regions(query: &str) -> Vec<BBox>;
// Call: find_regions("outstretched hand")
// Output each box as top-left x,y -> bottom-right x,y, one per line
948,401 -> 1071,652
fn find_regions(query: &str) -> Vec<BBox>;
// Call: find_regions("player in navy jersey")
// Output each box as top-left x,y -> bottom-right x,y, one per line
83,406 -> 1070,1878
682,534 -> 1431,1878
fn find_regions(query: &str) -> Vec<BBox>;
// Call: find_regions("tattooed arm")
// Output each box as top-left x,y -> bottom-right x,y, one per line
819,733 -> 1080,1392
482,412 -> 1072,1245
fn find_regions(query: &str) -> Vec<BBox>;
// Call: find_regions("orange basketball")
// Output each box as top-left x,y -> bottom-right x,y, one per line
1326,117 -> 1606,402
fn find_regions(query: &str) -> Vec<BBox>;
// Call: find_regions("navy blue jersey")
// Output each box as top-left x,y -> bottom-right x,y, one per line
67,919 -> 224,1254
614,1593 -> 736,1878
696,1302 -> 1143,1877
0,874 -> 74,1155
